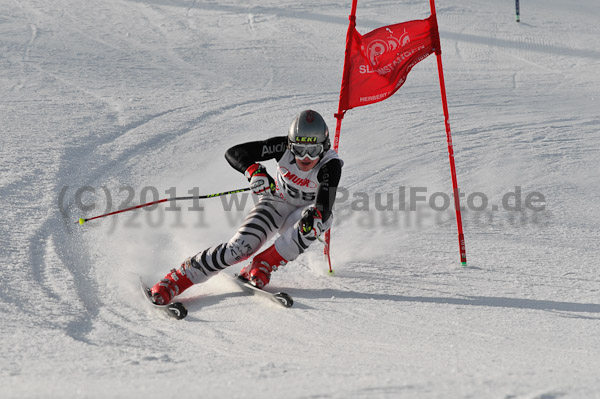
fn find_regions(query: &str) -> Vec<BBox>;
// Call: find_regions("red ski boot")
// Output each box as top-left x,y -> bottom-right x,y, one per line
150,258 -> 195,305
239,244 -> 287,288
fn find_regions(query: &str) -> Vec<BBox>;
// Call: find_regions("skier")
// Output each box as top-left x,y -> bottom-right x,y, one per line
150,110 -> 343,305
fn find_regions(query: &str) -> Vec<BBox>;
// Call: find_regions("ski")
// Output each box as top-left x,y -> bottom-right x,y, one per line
138,274 -> 292,319
139,278 -> 188,320
231,274 -> 294,308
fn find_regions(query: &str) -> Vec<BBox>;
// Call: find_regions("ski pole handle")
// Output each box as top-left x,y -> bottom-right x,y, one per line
77,187 -> 251,225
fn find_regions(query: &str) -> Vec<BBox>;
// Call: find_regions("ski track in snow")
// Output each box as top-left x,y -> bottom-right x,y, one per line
1,0 -> 600,398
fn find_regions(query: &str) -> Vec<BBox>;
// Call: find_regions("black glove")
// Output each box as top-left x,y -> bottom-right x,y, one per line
300,207 -> 323,238
245,163 -> 276,196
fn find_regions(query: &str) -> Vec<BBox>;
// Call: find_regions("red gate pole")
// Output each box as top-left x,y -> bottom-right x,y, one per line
430,0 -> 467,266
324,0 -> 359,274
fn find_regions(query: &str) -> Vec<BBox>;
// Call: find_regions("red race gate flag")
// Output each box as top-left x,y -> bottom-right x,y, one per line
325,0 -> 467,270
339,15 -> 438,111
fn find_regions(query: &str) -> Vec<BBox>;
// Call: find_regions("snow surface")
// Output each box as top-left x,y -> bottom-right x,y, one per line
1,0 -> 599,398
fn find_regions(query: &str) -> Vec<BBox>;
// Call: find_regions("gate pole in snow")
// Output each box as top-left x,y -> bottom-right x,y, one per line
323,0 -> 359,275
323,113 -> 345,274
516,0 -> 521,23
430,0 -> 467,266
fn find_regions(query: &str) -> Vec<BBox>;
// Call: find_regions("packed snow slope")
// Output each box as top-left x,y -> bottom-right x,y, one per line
1,0 -> 599,398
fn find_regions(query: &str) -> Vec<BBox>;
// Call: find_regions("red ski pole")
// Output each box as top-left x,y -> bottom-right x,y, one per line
77,187 -> 251,225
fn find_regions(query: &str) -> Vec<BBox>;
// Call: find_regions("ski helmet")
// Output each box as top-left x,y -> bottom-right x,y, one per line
288,110 -> 330,159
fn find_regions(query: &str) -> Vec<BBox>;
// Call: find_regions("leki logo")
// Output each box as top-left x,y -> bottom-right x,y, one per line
296,137 -> 318,143
279,167 -> 318,188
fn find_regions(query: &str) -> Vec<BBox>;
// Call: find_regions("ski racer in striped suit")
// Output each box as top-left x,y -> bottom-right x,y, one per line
150,110 -> 343,305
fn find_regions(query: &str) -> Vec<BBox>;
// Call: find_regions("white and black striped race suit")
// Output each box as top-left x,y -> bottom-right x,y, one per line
183,136 -> 343,284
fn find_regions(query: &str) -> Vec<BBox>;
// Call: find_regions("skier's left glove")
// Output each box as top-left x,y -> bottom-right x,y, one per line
300,207 -> 323,238
245,163 -> 276,196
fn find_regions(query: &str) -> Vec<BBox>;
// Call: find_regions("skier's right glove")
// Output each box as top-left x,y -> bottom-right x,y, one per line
245,163 -> 276,196
300,207 -> 323,238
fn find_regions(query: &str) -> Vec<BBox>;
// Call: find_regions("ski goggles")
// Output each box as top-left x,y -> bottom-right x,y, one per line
290,143 -> 323,160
